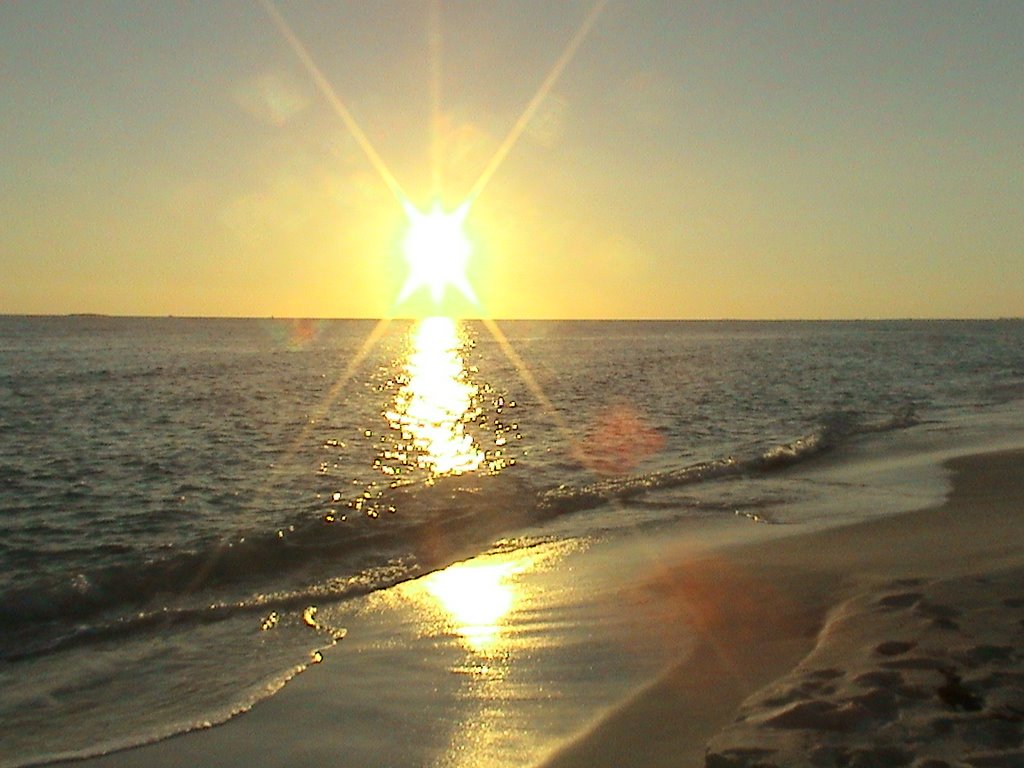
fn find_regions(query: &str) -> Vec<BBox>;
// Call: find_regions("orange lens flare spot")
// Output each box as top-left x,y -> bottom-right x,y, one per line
584,404 -> 666,476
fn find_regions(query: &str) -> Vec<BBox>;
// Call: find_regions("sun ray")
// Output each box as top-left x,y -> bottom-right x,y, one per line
278,317 -> 393,466
465,0 -> 609,206
480,317 -> 596,472
257,1 -> 608,483
260,0 -> 408,204
428,0 -> 444,199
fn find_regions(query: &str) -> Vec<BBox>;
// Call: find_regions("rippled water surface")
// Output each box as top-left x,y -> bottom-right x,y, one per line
1,316 -> 1022,765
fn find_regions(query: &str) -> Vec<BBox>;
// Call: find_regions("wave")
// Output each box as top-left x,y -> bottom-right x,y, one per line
0,406 -> 918,663
0,472 -> 537,661
539,406 -> 919,515
0,565 -> 386,663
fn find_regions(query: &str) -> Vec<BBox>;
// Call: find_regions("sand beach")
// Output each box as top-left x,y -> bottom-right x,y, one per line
48,448 -> 1024,768
543,449 -> 1024,768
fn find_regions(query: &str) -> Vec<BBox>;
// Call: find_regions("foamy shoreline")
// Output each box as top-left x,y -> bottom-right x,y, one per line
541,449 -> 1024,768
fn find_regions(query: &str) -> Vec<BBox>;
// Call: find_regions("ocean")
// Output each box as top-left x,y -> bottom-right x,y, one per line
1,316 -> 1023,767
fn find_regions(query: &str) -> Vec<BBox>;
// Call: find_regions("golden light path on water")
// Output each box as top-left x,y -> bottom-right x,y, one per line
385,317 -> 483,476
239,6 -> 675,764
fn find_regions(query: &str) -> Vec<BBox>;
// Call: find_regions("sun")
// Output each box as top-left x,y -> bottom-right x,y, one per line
397,200 -> 478,306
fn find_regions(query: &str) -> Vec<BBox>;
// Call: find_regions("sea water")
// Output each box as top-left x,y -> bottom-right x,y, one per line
1,316 -> 1022,766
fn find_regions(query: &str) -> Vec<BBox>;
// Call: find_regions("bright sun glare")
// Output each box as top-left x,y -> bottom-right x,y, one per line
398,200 -> 477,306
385,316 -> 483,476
264,0 -> 606,315
422,559 -> 526,651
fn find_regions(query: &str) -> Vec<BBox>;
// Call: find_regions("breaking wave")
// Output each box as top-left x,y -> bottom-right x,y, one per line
0,406 -> 917,663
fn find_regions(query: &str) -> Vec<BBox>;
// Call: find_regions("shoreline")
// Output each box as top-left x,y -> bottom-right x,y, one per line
46,448 -> 1024,768
538,449 -> 1024,767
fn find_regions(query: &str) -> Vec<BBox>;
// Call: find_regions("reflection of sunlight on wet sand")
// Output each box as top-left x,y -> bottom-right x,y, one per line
415,553 -> 536,767
386,317 -> 483,477
349,535 -> 698,768
405,542 -> 587,768
422,559 -> 528,652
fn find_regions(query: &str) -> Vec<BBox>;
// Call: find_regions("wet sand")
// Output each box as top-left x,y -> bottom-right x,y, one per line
540,449 -> 1024,767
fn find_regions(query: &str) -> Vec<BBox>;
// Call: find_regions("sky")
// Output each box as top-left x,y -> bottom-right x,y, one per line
2,0 -> 1022,319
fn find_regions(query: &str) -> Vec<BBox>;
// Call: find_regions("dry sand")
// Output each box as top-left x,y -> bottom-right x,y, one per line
540,449 -> 1024,768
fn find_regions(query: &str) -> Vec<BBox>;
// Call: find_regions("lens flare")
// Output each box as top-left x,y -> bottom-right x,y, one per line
398,200 -> 477,306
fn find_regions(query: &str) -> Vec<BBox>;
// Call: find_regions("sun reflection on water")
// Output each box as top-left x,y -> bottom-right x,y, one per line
421,559 -> 528,652
385,317 -> 484,477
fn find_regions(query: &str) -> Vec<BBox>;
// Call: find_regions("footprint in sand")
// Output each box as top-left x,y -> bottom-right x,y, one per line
891,578 -> 926,588
936,670 -> 984,712
807,668 -> 845,680
704,747 -> 779,768
916,600 -> 961,620
953,644 -> 1017,668
876,592 -> 924,610
875,640 -> 918,656
853,670 -> 904,688
880,656 -> 948,671
915,601 -> 962,630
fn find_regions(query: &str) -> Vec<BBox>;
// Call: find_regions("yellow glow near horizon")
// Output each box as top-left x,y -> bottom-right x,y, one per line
262,0 -> 610,318
398,200 -> 477,307
422,558 -> 527,651
385,316 -> 483,476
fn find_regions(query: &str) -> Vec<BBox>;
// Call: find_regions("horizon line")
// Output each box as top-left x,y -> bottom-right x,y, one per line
3,313 -> 1022,323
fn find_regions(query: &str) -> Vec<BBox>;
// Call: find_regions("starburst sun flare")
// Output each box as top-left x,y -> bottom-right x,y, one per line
397,200 -> 477,307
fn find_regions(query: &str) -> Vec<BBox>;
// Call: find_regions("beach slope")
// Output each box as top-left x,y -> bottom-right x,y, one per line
50,450 -> 1024,768
540,449 -> 1024,768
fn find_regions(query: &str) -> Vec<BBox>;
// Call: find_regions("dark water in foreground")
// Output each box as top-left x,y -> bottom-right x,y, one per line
1,316 -> 1022,766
